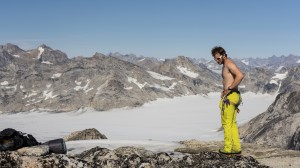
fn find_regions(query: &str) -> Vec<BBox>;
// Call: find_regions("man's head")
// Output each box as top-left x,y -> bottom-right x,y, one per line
211,46 -> 227,65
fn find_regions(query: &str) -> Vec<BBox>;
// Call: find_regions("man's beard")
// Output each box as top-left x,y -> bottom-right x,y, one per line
217,58 -> 224,65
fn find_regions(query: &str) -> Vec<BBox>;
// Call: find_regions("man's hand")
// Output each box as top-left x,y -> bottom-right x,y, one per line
221,90 -> 231,99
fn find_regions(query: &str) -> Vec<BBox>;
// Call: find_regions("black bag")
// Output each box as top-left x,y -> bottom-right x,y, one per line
0,128 -> 40,151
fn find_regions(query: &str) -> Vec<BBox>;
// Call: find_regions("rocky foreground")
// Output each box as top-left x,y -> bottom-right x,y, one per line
0,144 -> 268,168
2,139 -> 300,168
1,127 -> 300,167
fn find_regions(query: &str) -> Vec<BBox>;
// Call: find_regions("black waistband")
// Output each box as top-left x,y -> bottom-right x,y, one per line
228,90 -> 240,95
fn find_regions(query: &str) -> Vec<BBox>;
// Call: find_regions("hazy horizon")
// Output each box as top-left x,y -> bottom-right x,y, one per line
2,42 -> 299,60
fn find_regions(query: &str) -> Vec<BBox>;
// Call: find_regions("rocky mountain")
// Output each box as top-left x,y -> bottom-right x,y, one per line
279,66 -> 300,93
196,54 -> 300,73
110,52 -> 300,95
1,43 -> 299,113
108,52 -> 163,70
240,90 -> 300,149
204,59 -> 251,75
0,44 -> 224,113
0,43 -> 27,57
244,55 -> 300,70
240,67 -> 280,94
195,56 -> 300,94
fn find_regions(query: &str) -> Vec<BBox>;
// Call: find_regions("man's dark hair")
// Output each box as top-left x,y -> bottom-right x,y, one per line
211,46 -> 227,57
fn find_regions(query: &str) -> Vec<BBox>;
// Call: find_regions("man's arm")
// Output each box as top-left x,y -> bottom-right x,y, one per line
227,62 -> 244,89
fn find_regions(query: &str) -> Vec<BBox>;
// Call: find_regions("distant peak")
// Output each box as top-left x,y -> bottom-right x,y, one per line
38,44 -> 52,50
93,52 -> 106,58
2,43 -> 25,53
176,56 -> 190,62
109,52 -> 122,57
4,43 -> 22,50
5,43 -> 18,47
177,55 -> 187,59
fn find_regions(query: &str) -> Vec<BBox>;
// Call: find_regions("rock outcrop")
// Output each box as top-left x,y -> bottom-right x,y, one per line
64,128 -> 107,141
240,67 -> 279,94
240,91 -> 300,149
176,140 -> 300,168
17,145 -> 49,157
280,66 -> 300,93
289,126 -> 300,150
0,146 -> 268,168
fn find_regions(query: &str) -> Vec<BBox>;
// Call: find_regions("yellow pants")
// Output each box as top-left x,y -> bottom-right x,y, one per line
219,91 -> 241,153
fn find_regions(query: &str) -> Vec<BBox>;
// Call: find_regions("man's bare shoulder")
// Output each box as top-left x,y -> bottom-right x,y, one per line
224,58 -> 237,68
225,59 -> 240,73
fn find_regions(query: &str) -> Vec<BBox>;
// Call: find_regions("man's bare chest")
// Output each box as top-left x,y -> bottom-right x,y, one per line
222,66 -> 232,79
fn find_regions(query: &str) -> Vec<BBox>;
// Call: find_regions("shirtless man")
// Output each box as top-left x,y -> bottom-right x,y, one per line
211,46 -> 244,155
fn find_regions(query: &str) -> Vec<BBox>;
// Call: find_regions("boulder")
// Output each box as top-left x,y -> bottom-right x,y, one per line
64,128 -> 107,141
0,151 -> 87,168
17,145 -> 49,156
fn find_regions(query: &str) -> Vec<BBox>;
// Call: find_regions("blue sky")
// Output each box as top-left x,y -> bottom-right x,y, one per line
1,0 -> 299,59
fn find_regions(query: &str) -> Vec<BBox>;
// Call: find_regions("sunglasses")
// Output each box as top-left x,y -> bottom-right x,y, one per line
214,55 -> 223,61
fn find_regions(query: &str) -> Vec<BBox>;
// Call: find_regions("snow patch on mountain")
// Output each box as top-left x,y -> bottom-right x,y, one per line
75,80 -> 82,85
241,59 -> 249,65
37,47 -> 44,59
85,87 -> 94,93
239,85 -> 246,88
25,99 -> 42,106
215,83 -> 223,87
42,90 -> 57,100
297,59 -> 300,63
177,66 -> 198,78
269,80 -> 278,85
42,61 -> 53,64
74,79 -> 90,91
147,71 -> 174,80
51,73 -> 62,78
3,85 -> 17,91
169,82 -> 177,90
1,81 -> 9,86
24,91 -> 38,99
148,82 -> 177,92
127,77 -> 147,89
13,54 -> 20,58
46,84 -> 51,88
206,63 -> 222,74
276,66 -> 284,72
271,71 -> 288,80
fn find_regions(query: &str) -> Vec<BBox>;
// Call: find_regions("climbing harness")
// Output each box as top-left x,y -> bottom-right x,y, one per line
221,91 -> 242,115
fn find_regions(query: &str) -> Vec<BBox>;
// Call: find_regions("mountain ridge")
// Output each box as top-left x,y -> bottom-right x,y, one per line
1,43 -> 299,113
